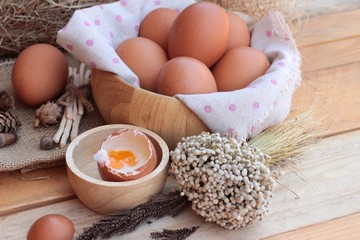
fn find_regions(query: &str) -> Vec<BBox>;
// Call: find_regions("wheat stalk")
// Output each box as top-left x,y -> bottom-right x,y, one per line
249,108 -> 322,168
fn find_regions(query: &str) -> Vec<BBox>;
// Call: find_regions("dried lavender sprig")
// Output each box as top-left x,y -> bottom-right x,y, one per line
150,226 -> 199,240
76,191 -> 190,240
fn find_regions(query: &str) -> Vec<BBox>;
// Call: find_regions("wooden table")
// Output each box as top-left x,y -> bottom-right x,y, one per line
1,1 -> 360,239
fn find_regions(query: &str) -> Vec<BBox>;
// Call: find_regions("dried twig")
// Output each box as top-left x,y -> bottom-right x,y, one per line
150,227 -> 199,240
0,0 -> 116,56
76,191 -> 190,240
0,0 -> 306,56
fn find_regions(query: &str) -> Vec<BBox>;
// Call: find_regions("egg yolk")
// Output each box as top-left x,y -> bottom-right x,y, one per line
108,150 -> 137,169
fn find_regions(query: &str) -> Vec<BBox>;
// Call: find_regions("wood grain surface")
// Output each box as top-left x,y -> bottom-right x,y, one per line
1,1 -> 360,240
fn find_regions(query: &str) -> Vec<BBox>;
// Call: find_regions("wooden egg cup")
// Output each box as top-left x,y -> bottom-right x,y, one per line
66,124 -> 169,214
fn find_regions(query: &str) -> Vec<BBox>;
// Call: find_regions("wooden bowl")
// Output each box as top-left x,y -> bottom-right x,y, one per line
65,124 -> 169,214
91,69 -> 209,150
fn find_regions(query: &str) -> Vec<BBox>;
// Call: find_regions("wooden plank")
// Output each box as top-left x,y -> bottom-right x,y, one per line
0,199 -> 103,239
294,9 -> 360,47
263,213 -> 360,240
289,60 -> 360,136
0,166 -> 75,216
299,35 -> 360,73
1,130 -> 360,240
296,0 -> 360,18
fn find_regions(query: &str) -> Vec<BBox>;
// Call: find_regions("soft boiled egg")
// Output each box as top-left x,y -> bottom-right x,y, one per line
93,128 -> 158,181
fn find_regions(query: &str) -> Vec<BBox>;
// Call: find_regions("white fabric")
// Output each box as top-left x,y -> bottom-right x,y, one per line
57,0 -> 301,141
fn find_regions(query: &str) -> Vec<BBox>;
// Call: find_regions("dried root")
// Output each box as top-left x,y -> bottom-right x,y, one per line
53,63 -> 93,148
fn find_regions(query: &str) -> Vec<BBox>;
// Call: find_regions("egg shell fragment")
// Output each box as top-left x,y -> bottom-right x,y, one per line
168,2 -> 230,67
95,128 -> 158,182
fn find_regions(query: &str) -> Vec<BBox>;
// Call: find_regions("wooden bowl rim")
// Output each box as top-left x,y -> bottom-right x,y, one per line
92,68 -> 182,100
66,124 -> 170,187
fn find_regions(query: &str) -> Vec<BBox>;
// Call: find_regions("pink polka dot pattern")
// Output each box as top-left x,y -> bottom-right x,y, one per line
53,1 -> 302,144
90,61 -> 97,68
270,79 -> 278,85
115,15 -> 122,22
112,58 -> 120,64
120,0 -> 128,6
250,125 -> 257,134
66,44 -> 74,51
228,104 -> 236,112
134,25 -> 139,32
86,39 -> 94,46
204,105 -> 212,113
227,128 -> 235,135
278,61 -> 285,67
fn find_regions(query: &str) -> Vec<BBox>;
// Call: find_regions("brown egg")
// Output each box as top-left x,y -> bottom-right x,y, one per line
139,8 -> 179,52
157,57 -> 217,96
168,2 -> 230,67
212,47 -> 270,91
226,11 -> 250,51
27,214 -> 75,240
94,128 -> 158,182
12,44 -> 68,107
116,37 -> 168,92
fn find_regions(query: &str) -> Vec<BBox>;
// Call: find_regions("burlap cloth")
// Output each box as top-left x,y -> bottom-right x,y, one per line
0,56 -> 105,172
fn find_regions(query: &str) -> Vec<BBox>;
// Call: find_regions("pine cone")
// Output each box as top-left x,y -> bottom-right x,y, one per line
0,90 -> 15,111
0,110 -> 21,133
34,102 -> 63,128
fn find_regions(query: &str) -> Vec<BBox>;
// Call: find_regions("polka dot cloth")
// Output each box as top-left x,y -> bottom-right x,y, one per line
57,0 -> 195,86
57,2 -> 301,142
176,11 -> 301,140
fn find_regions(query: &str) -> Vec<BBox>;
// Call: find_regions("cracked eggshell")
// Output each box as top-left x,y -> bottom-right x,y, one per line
94,128 -> 158,182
